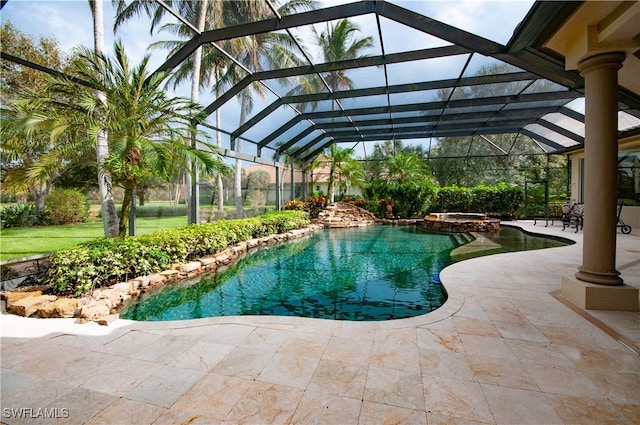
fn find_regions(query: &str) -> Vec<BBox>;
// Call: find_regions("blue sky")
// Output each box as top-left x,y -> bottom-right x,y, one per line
1,0 -> 535,158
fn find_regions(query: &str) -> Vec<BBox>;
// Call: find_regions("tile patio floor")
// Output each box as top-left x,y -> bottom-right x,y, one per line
1,221 -> 638,424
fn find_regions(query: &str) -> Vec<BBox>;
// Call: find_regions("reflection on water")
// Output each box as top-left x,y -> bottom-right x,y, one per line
120,225 -> 571,322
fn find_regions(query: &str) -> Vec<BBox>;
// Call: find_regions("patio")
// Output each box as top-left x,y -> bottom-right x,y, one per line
1,221 -> 638,425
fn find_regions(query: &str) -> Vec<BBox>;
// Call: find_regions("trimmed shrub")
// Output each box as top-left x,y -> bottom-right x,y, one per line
284,199 -> 305,211
305,195 -> 326,219
135,204 -> 187,217
0,203 -> 47,228
432,184 -> 523,218
41,211 -> 310,296
364,181 -> 437,218
45,189 -> 90,225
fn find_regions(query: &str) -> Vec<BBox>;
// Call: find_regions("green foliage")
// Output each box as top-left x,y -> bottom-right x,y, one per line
364,181 -> 438,218
0,203 -> 47,228
44,189 -> 90,225
432,186 -> 472,212
305,196 -> 326,219
284,199 -> 305,211
133,204 -> 188,218
432,184 -> 523,218
246,190 -> 267,209
41,211 -> 310,296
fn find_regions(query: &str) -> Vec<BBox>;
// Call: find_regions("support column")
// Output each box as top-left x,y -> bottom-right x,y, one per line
575,53 -> 624,286
561,52 -> 638,311
275,165 -> 281,211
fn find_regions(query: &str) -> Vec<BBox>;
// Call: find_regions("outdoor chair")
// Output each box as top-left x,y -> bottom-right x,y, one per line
561,203 -> 583,232
616,201 -> 632,234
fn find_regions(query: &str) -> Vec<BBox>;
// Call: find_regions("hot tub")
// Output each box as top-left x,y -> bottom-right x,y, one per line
424,212 -> 500,233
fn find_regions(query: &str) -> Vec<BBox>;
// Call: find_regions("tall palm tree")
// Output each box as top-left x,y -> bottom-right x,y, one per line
146,1 -> 231,214
15,41 -> 228,236
289,19 -> 373,204
216,0 -> 317,218
90,0 -> 119,237
324,144 -> 360,205
114,0 -> 222,223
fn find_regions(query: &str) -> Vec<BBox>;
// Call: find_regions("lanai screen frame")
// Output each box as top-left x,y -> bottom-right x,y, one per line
146,0 -> 639,166
2,0 -> 639,202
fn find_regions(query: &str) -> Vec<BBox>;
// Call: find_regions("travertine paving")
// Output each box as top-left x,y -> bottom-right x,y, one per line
1,221 -> 638,424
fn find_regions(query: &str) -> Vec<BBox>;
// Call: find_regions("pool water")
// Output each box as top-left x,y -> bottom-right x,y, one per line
120,225 -> 571,322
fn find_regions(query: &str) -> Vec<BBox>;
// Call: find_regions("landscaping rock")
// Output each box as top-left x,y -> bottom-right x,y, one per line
160,269 -> 180,277
317,202 -> 376,228
3,290 -> 43,308
178,261 -> 202,273
214,248 -> 235,265
95,314 -> 118,326
111,282 -> 133,293
37,298 -> 80,318
233,242 -> 248,256
246,238 -> 262,250
7,295 -> 57,317
130,276 -> 149,289
80,300 -> 111,322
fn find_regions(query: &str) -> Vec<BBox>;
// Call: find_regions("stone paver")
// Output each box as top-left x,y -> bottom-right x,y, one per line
0,222 -> 638,424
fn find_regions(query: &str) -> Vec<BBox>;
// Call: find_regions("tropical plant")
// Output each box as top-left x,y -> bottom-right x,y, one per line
322,145 -> 362,205
12,41 -> 228,236
114,0 -> 225,222
90,0 -> 120,237
216,0 -> 317,218
288,18 -> 373,204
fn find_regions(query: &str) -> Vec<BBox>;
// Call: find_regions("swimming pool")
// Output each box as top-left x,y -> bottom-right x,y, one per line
120,225 -> 571,322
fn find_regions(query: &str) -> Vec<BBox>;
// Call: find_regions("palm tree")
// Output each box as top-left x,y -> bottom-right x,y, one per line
289,19 -> 373,204
14,41 -> 228,236
145,1 -> 231,215
216,0 -> 317,218
114,0 -> 227,223
386,152 -> 431,185
324,144 -> 361,204
90,0 -> 119,237
335,154 -> 365,199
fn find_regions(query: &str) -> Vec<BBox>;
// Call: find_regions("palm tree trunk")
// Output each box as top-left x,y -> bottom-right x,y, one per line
119,186 -> 134,237
186,0 -> 209,225
216,66 -> 224,212
90,0 -> 118,238
235,90 -> 249,218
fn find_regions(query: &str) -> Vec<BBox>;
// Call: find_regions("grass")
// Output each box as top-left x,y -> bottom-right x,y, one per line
0,216 -> 188,261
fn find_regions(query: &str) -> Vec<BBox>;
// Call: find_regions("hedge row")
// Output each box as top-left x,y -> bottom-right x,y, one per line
363,181 -> 438,219
42,210 -> 310,296
431,184 -> 523,218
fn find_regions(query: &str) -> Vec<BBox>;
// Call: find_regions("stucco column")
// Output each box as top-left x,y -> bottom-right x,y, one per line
575,52 -> 624,286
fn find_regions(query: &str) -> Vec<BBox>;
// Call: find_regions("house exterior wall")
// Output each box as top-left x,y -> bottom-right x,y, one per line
569,135 -> 640,229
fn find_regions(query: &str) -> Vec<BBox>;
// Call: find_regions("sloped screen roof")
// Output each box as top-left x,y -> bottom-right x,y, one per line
4,0 -> 640,164
154,0 -> 638,163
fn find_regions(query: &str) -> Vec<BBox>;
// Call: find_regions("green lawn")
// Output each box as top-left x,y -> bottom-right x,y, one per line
0,216 -> 188,261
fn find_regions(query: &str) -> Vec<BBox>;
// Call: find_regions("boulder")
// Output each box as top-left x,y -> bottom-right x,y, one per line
159,269 -> 180,277
178,261 -> 202,273
317,202 -> 377,228
3,290 -> 43,308
37,298 -> 80,318
95,314 -> 118,326
80,300 -> 111,321
7,295 -> 57,317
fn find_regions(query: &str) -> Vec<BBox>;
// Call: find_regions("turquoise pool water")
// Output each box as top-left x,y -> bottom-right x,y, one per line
120,225 -> 571,322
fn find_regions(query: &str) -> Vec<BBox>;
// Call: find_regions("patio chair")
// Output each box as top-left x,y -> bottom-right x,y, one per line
561,203 -> 583,233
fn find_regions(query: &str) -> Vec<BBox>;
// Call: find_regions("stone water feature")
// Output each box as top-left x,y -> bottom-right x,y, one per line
424,212 -> 500,233
316,202 -> 377,228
